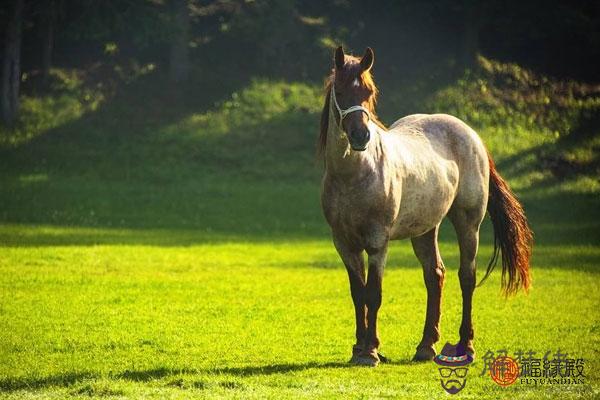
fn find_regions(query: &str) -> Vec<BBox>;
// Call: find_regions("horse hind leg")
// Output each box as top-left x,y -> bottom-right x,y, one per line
411,225 -> 445,361
448,206 -> 486,357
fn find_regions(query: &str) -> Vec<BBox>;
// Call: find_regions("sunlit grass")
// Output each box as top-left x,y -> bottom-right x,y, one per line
0,237 -> 598,399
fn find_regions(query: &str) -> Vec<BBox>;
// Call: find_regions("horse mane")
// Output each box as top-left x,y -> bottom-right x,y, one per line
318,55 -> 387,157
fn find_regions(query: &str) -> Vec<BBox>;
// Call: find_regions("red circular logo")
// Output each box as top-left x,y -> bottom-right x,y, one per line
490,356 -> 519,386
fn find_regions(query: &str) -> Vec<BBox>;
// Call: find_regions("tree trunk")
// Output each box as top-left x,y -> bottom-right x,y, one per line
41,0 -> 56,86
1,0 -> 24,127
169,0 -> 190,84
461,1 -> 483,68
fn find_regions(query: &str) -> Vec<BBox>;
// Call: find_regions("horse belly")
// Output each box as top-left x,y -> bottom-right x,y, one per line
390,173 -> 457,240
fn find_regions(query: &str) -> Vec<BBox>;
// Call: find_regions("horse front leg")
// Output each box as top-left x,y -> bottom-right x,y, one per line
411,226 -> 445,361
353,243 -> 388,367
333,238 -> 367,362
347,266 -> 367,359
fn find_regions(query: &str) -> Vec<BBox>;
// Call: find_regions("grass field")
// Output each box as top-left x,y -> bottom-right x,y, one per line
1,58 -> 599,398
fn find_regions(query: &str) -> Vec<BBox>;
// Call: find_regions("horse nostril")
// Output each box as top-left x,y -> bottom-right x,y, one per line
350,130 -> 369,143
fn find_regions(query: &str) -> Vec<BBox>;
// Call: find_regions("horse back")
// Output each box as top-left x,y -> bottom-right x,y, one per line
385,114 -> 489,238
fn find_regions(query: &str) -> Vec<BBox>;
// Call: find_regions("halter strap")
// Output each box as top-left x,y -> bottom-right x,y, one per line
330,81 -> 371,127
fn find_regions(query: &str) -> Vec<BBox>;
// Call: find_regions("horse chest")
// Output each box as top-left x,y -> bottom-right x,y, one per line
322,179 -> 395,243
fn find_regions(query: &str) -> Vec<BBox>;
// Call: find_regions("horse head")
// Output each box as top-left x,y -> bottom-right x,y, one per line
330,46 -> 377,151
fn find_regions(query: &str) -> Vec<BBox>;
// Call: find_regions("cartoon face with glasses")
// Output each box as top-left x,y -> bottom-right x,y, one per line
438,366 -> 469,394
433,343 -> 474,395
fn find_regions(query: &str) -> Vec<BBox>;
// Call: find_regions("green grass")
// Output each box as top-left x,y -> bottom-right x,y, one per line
0,239 -> 598,399
0,58 -> 599,398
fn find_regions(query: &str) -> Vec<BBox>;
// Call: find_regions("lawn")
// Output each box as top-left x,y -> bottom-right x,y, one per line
0,225 -> 599,399
0,58 -> 599,398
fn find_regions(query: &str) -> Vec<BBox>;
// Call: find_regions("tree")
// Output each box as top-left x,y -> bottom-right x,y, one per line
169,0 -> 191,83
1,0 -> 24,127
40,0 -> 57,85
461,0 -> 484,68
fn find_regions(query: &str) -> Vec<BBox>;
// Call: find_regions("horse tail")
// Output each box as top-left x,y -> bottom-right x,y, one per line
479,154 -> 533,295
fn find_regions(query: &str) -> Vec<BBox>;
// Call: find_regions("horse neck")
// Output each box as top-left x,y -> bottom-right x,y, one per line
325,110 -> 381,178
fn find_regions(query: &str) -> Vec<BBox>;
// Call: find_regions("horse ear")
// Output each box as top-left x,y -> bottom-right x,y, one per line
360,47 -> 374,72
334,46 -> 345,70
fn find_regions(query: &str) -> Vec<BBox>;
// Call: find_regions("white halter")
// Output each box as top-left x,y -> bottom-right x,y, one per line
330,81 -> 371,128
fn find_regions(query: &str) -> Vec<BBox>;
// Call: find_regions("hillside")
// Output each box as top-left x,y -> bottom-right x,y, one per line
1,56 -> 598,246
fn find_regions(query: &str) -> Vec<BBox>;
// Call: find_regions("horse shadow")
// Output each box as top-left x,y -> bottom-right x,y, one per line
0,371 -> 98,392
0,359 -> 418,392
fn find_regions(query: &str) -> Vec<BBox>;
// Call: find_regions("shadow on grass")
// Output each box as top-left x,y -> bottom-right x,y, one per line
203,361 -> 353,377
115,367 -> 198,381
1,139 -> 598,249
1,184 -> 598,250
0,371 -> 98,392
0,362 -> 360,392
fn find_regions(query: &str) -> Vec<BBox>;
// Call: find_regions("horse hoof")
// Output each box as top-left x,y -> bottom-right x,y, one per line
350,347 -> 380,367
350,353 -> 380,367
413,346 -> 436,362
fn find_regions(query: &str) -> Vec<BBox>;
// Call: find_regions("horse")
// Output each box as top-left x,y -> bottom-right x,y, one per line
319,46 -> 533,367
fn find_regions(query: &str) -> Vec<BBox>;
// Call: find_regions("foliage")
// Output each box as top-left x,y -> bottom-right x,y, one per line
429,56 -> 600,135
0,69 -> 104,147
426,56 -> 600,166
157,80 -> 322,179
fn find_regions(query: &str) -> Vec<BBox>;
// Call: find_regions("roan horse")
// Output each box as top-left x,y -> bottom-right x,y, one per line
319,46 -> 533,366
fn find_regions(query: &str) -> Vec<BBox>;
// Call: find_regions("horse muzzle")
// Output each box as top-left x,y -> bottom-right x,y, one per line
349,129 -> 371,151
